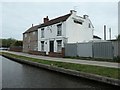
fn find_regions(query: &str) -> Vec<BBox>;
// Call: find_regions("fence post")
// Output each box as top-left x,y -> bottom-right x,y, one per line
76,42 -> 78,57
92,41 -> 94,58
112,43 -> 114,59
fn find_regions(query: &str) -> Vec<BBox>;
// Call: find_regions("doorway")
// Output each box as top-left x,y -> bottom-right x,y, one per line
49,41 -> 54,52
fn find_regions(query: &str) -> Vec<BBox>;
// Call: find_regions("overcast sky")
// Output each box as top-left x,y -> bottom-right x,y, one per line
1,0 -> 119,40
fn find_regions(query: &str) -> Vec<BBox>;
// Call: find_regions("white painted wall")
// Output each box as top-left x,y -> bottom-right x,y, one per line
66,11 -> 93,43
38,10 -> 94,54
38,22 -> 66,54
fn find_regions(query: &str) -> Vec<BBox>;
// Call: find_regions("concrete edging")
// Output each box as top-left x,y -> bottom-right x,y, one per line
2,54 -> 120,86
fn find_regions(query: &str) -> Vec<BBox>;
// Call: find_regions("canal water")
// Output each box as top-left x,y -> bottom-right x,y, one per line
1,56 -> 118,88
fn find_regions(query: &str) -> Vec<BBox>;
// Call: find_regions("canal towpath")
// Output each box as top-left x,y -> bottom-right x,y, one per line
2,51 -> 119,69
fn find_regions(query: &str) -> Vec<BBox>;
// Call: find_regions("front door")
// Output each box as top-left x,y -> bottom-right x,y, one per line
49,41 -> 54,52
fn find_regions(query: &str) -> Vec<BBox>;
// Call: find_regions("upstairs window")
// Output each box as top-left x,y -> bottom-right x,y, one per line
24,34 -> 27,38
41,28 -> 44,38
57,24 -> 62,36
89,23 -> 91,28
33,31 -> 36,35
74,20 -> 82,25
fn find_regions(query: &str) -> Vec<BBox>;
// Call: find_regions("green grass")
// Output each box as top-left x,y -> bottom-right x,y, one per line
64,56 -> 120,63
1,52 -> 120,79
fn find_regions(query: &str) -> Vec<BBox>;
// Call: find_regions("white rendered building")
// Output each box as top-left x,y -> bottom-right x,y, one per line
37,10 -> 94,54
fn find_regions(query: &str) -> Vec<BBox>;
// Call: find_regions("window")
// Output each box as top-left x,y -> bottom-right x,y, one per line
57,24 -> 62,36
24,34 -> 27,38
33,31 -> 36,35
57,40 -> 62,52
41,41 -> 44,51
41,28 -> 44,38
28,36 -> 30,42
89,23 -> 91,28
28,44 -> 30,48
74,20 -> 82,25
34,44 -> 37,51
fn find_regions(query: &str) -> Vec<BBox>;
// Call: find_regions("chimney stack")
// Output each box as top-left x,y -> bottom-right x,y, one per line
32,24 -> 33,27
70,10 -> 77,15
43,16 -> 49,23
104,25 -> 106,40
83,15 -> 89,19
109,28 -> 111,40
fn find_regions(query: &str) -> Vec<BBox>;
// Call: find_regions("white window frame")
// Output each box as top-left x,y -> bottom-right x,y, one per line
57,24 -> 62,36
89,23 -> 91,28
57,40 -> 62,52
74,20 -> 82,25
41,28 -> 44,38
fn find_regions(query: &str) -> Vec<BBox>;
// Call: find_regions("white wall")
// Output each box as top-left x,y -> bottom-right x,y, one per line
66,13 -> 93,43
38,11 -> 94,54
38,22 -> 66,54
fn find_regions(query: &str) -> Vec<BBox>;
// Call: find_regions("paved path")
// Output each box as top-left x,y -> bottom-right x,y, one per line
2,51 -> 120,69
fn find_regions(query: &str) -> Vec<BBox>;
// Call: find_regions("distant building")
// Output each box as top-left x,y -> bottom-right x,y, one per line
23,25 -> 39,52
23,10 -> 94,54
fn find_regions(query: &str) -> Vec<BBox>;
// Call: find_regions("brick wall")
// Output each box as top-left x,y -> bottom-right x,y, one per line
28,50 -> 46,56
9,46 -> 23,52
48,48 -> 65,57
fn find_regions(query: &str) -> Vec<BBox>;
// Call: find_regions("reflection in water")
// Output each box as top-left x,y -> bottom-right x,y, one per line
2,56 -> 118,88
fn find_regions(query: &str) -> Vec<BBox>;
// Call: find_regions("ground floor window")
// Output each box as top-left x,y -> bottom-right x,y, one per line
34,44 -> 37,51
41,41 -> 44,51
57,40 -> 62,52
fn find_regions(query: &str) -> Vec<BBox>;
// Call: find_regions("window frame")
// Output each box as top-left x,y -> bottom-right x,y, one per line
24,34 -> 27,38
74,20 -> 82,25
89,23 -> 91,28
57,24 -> 62,36
33,31 -> 36,35
41,28 -> 44,38
57,40 -> 62,52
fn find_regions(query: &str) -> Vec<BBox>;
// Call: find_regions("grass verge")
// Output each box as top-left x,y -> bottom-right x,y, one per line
1,52 -> 120,79
64,56 -> 120,63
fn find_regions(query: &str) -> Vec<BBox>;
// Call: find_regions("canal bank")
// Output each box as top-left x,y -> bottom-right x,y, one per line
2,54 -> 120,87
2,55 -> 119,88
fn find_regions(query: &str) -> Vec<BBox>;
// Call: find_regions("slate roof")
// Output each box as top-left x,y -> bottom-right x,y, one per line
39,13 -> 71,28
23,13 -> 71,34
23,25 -> 40,34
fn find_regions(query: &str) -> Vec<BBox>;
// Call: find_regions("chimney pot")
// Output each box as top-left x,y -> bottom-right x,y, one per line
70,10 -> 77,15
83,15 -> 89,19
43,16 -> 49,23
